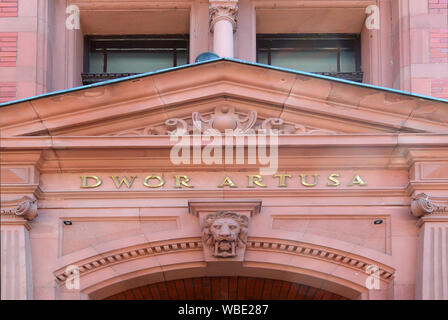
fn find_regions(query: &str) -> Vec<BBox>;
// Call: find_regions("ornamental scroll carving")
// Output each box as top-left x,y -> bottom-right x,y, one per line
202,211 -> 248,258
0,196 -> 37,221
411,193 -> 448,218
111,106 -> 337,136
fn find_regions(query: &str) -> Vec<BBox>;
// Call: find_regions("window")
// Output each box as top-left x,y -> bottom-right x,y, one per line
82,35 -> 189,85
256,34 -> 362,82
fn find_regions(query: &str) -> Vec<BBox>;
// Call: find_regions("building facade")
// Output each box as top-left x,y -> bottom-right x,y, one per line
1,0 -> 448,300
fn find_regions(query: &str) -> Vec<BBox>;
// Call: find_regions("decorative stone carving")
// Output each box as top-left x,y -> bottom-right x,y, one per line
0,196 -> 37,221
209,0 -> 238,32
202,211 -> 248,257
260,118 -> 336,135
411,193 -> 448,218
109,105 -> 338,136
192,106 -> 257,134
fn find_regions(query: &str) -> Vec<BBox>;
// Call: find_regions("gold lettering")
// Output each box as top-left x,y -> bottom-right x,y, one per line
300,174 -> 319,187
111,176 -> 137,189
174,175 -> 193,188
80,176 -> 102,189
274,174 -> 292,187
218,176 -> 238,188
248,175 -> 267,188
143,175 -> 165,188
348,174 -> 367,186
327,173 -> 341,187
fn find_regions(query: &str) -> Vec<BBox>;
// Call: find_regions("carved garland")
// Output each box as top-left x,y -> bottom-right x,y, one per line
54,237 -> 394,284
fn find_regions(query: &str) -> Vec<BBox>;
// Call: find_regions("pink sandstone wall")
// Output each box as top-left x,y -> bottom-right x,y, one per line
1,58 -> 447,300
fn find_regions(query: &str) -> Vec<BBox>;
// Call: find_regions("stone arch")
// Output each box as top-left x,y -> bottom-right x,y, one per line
54,234 -> 395,300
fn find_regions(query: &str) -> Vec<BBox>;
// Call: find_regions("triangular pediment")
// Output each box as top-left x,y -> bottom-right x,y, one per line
1,59 -> 447,138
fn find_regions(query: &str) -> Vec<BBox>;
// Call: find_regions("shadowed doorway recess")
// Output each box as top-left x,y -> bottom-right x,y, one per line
104,276 -> 348,300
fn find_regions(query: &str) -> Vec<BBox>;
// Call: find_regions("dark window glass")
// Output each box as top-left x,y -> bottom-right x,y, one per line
82,35 -> 189,85
256,34 -> 362,82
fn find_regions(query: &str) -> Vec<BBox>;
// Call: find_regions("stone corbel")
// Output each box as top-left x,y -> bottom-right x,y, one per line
209,0 -> 238,32
411,193 -> 448,217
188,199 -> 261,262
411,193 -> 448,226
1,196 -> 38,223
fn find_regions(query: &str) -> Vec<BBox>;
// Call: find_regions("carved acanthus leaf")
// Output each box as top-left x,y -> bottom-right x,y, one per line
209,1 -> 238,31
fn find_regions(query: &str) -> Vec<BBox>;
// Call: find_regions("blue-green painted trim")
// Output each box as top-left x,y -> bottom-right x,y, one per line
1,57 -> 446,108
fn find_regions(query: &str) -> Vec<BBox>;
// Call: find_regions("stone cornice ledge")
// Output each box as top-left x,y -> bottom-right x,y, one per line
2,134 -> 448,149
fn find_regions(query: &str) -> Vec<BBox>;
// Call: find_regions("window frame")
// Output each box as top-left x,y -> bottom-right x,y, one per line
83,34 -> 190,75
256,33 -> 362,79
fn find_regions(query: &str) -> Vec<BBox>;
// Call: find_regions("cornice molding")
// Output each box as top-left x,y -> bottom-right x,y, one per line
188,199 -> 261,217
2,135 -> 448,150
34,188 -> 409,201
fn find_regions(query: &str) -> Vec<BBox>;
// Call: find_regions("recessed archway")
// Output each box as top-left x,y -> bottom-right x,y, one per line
104,276 -> 349,300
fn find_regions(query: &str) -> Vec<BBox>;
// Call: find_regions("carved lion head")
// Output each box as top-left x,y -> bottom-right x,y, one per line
202,211 -> 249,257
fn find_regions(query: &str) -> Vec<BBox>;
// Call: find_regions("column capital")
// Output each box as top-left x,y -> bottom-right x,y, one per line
411,193 -> 448,226
209,0 -> 238,32
1,196 -> 38,223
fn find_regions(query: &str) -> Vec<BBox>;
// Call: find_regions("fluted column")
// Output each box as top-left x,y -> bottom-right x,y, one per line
411,194 -> 448,300
209,0 -> 238,58
0,196 -> 37,300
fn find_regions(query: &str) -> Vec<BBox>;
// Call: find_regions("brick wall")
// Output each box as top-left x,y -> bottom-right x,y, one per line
0,32 -> 17,67
429,28 -> 448,99
0,32 -> 17,102
0,0 -> 18,103
429,0 -> 448,14
0,82 -> 16,103
0,0 -> 18,17
430,29 -> 448,63
432,78 -> 448,99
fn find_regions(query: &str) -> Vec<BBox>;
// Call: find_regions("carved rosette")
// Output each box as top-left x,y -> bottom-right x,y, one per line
0,196 -> 37,221
411,193 -> 448,218
209,1 -> 238,32
202,211 -> 248,258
